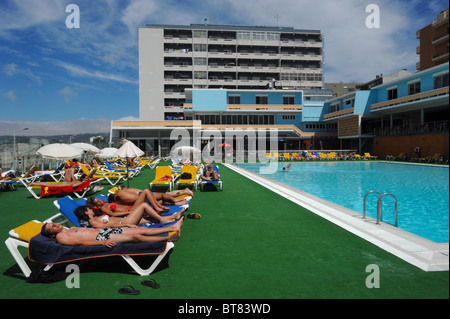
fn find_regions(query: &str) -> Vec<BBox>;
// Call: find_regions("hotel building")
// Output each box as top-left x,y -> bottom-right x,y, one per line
138,23 -> 324,121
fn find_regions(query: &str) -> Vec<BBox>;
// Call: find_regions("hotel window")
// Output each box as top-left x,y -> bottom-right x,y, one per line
266,32 -> 280,41
434,73 -> 449,89
193,44 -> 207,52
408,81 -> 421,95
237,32 -> 251,40
228,95 -> 240,104
193,57 -> 207,65
252,32 -> 265,40
194,71 -> 207,79
256,95 -> 268,104
283,96 -> 295,104
282,115 -> 296,120
193,30 -> 207,38
387,87 -> 398,100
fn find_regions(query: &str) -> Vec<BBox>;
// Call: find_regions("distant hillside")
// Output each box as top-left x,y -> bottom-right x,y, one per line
0,133 -> 110,145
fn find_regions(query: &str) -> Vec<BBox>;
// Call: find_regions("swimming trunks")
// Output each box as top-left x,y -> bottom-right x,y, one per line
96,227 -> 123,241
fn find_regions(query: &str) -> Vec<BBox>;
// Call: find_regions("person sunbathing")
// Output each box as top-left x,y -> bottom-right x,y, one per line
74,203 -> 185,229
201,164 -> 220,181
86,194 -> 186,218
29,174 -> 89,188
40,220 -> 182,248
110,187 -> 192,213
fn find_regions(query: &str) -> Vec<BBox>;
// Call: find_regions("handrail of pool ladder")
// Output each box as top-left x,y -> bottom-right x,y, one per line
377,193 -> 398,227
363,190 -> 381,219
363,191 -> 398,227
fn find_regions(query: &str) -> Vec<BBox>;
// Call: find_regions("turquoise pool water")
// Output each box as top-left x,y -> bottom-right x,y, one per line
238,161 -> 449,243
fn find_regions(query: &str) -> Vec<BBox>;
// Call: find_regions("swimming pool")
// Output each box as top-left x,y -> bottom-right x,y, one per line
238,161 -> 449,243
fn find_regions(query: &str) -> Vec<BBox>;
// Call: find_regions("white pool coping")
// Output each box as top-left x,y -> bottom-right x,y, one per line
225,163 -> 449,272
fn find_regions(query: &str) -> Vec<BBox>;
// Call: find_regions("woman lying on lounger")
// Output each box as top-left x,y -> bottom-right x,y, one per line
74,202 -> 185,229
109,187 -> 192,213
29,174 -> 89,188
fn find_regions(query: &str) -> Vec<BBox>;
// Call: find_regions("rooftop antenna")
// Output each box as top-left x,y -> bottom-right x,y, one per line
274,13 -> 281,27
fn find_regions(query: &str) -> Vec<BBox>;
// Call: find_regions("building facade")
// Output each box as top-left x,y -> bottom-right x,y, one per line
112,62 -> 448,159
139,24 -> 324,121
416,8 -> 449,71
322,62 -> 449,158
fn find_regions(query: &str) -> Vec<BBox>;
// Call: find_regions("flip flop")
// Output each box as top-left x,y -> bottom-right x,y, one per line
142,279 -> 160,289
187,213 -> 201,219
118,285 -> 141,295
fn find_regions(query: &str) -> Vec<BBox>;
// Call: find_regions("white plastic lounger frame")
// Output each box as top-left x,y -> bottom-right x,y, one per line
5,215 -> 175,278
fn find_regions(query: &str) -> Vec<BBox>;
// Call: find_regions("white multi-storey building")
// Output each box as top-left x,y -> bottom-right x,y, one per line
138,24 -> 324,121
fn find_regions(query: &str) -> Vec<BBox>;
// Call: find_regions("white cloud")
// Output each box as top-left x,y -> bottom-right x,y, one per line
59,86 -> 76,103
4,90 -> 16,101
55,61 -> 138,85
3,62 -> 43,86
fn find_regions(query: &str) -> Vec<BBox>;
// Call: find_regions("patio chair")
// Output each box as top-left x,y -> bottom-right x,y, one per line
78,165 -> 126,186
102,162 -> 142,178
200,165 -> 223,191
11,165 -> 39,184
25,178 -> 101,199
149,166 -> 174,191
175,165 -> 200,191
5,217 -> 174,278
364,153 -> 377,160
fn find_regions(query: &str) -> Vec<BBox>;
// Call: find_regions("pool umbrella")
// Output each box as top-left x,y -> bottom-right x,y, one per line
171,146 -> 201,163
98,147 -> 119,158
114,141 -> 144,187
37,143 -> 84,160
71,142 -> 100,154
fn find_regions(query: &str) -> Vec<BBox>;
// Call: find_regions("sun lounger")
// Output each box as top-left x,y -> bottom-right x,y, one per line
5,218 -> 174,278
175,165 -> 200,190
78,165 -> 126,186
200,165 -> 223,191
149,166 -> 174,191
25,178 -> 100,199
53,195 -> 187,228
364,153 -> 377,160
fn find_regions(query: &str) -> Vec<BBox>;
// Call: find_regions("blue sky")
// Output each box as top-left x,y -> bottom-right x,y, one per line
0,0 -> 448,135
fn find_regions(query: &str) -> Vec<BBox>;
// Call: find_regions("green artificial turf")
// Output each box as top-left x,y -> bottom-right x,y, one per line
0,162 -> 448,300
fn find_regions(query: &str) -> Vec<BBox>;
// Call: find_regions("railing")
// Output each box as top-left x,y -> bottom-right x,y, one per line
363,190 -> 398,227
374,120 -> 449,136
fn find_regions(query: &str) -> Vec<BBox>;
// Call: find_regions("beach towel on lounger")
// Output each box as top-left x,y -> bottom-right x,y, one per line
39,179 -> 94,197
28,233 -> 169,265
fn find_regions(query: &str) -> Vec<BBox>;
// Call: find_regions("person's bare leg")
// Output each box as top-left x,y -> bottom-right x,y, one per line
133,189 -> 169,212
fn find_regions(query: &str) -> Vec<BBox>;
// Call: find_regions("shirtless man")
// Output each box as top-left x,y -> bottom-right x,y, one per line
40,219 -> 182,248
29,174 -> 89,188
201,165 -> 220,181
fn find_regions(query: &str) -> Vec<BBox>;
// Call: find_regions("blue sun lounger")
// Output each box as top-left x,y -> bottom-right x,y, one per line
200,165 -> 223,191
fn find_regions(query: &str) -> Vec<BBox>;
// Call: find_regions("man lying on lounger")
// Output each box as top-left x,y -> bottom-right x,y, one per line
29,174 -> 89,188
201,164 -> 220,181
40,219 -> 182,248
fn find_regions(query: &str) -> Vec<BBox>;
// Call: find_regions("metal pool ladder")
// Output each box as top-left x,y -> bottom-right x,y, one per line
363,191 -> 398,227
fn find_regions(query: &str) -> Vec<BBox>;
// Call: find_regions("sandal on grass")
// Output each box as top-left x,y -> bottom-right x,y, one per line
118,285 -> 141,295
187,213 -> 201,219
142,279 -> 160,289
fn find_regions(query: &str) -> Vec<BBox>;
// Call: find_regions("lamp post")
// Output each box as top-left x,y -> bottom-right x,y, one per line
14,127 -> 28,170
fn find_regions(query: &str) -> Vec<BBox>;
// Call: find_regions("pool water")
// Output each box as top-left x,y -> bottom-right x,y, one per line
238,161 -> 449,243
